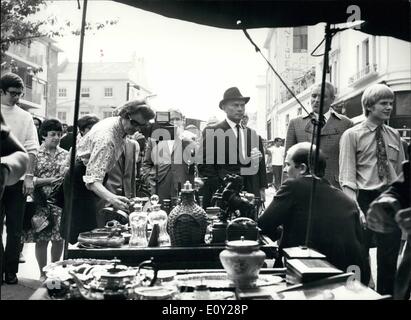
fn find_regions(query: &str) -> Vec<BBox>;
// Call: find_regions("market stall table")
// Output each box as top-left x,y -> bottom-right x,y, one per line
29,269 -> 383,300
66,236 -> 278,269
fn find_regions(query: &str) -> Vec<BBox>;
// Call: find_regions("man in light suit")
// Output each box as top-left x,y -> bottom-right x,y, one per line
285,82 -> 353,188
198,87 -> 267,209
141,109 -> 195,201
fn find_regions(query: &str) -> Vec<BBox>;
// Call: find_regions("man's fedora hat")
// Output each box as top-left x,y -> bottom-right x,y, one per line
219,87 -> 250,109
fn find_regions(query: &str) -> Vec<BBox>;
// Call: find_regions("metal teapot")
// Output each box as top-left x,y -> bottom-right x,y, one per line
68,258 -> 158,300
226,217 -> 260,241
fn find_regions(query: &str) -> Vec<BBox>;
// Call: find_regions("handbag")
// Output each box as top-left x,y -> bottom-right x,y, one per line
31,214 -> 50,233
31,186 -> 54,233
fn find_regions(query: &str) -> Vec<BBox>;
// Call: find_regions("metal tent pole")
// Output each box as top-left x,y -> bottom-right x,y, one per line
304,22 -> 332,248
63,0 -> 88,259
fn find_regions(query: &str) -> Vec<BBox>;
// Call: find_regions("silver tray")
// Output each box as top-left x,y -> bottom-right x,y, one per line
174,272 -> 283,289
77,231 -> 125,248
43,259 -> 113,282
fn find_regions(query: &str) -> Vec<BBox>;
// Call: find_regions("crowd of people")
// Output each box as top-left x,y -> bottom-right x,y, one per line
1,72 -> 410,299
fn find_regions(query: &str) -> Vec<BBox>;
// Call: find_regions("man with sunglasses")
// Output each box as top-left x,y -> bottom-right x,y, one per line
1,73 -> 39,284
60,99 -> 155,244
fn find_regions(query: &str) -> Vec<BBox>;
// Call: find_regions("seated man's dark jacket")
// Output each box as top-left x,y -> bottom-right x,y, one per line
258,176 -> 366,273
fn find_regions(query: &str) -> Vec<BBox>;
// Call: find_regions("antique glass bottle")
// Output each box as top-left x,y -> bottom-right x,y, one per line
129,204 -> 148,247
167,181 -> 208,246
148,204 -> 171,247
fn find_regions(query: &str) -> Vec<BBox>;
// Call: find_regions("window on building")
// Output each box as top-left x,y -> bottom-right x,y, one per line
57,111 -> 67,122
103,111 -> 113,118
333,61 -> 338,89
293,26 -> 308,53
80,111 -> 90,117
285,114 -> 290,127
356,45 -> 360,73
362,38 -> 369,69
104,87 -> 113,97
81,87 -> 90,98
394,91 -> 411,116
43,83 -> 48,98
58,88 -> 67,97
297,107 -> 302,116
267,120 -> 272,141
25,74 -> 33,89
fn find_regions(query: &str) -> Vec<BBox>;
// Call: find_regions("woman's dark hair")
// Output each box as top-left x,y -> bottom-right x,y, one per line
78,114 -> 100,132
32,116 -> 42,127
39,118 -> 63,138
0,73 -> 25,91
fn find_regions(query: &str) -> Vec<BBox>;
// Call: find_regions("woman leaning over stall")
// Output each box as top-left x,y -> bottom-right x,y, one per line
22,119 -> 68,281
61,99 -> 155,244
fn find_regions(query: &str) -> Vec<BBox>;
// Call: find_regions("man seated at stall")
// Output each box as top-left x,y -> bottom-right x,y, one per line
258,142 -> 368,283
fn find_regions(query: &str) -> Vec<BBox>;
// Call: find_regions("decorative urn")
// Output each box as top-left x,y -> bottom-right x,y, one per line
219,236 -> 266,289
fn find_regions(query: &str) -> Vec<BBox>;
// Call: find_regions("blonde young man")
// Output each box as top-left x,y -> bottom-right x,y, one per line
339,83 -> 405,295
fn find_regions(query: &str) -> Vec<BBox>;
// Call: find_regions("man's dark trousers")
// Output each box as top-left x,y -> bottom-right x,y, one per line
375,229 -> 402,295
358,189 -> 402,295
0,181 -> 26,276
272,165 -> 283,190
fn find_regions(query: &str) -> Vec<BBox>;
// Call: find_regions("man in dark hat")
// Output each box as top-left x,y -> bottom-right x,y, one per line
198,87 -> 267,208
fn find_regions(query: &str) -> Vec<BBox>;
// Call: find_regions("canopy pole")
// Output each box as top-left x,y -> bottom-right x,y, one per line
63,0 -> 88,259
304,22 -> 332,248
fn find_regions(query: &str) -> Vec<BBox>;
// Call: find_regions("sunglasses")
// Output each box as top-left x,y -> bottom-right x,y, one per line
128,115 -> 147,127
6,90 -> 24,98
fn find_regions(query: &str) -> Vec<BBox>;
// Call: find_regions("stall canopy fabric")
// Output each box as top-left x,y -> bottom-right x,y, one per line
113,0 -> 410,42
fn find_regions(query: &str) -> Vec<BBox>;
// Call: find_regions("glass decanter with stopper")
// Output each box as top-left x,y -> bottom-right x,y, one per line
148,195 -> 171,247
129,203 -> 148,247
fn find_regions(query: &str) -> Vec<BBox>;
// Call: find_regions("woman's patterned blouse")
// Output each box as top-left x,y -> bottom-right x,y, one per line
76,117 -> 127,185
34,145 -> 68,197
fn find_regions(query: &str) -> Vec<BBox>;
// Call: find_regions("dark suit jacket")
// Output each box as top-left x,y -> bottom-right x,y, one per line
258,176 -> 366,275
198,120 -> 268,208
285,111 -> 353,188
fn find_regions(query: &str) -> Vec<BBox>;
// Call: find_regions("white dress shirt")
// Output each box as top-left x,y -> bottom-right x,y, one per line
226,117 -> 245,159
313,109 -> 331,123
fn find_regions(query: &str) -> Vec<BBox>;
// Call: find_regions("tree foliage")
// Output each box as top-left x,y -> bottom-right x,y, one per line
1,0 -> 118,57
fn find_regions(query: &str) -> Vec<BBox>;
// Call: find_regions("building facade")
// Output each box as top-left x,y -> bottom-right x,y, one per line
265,24 -> 411,142
1,38 -> 62,118
56,56 -> 149,124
